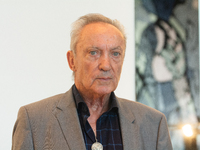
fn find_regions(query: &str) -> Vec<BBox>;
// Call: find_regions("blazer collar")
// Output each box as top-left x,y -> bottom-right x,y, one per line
52,87 -> 86,150
116,97 -> 142,149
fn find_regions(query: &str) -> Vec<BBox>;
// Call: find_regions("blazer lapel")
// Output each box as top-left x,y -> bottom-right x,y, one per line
117,98 -> 143,150
52,88 -> 86,150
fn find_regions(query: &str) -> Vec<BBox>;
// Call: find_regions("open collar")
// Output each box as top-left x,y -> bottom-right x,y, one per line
52,87 -> 86,150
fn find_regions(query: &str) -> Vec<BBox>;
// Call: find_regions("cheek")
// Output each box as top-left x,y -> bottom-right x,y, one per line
116,70 -> 122,82
113,63 -> 123,77
78,61 -> 98,78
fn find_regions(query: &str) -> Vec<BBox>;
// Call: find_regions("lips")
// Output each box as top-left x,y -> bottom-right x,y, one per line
96,77 -> 112,83
97,77 -> 112,80
95,73 -> 113,82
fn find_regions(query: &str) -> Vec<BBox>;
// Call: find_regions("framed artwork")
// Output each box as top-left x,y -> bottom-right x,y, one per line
135,0 -> 199,149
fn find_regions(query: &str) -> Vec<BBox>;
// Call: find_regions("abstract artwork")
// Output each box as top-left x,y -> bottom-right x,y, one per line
135,0 -> 199,149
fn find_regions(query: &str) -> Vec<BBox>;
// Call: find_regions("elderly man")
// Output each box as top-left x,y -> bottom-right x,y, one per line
12,13 -> 172,150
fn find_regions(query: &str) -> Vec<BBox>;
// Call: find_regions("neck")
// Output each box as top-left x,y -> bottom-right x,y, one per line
82,93 -> 111,115
76,85 -> 111,115
78,89 -> 111,136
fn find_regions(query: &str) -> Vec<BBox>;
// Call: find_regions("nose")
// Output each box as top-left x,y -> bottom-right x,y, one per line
99,54 -> 111,71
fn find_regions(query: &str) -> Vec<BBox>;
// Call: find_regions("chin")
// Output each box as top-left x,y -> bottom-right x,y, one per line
95,86 -> 115,95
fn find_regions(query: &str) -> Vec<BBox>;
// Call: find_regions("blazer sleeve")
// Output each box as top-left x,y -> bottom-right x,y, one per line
157,114 -> 173,150
12,106 -> 34,150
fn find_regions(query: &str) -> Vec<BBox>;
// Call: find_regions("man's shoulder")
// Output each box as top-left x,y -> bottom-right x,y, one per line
24,93 -> 65,109
16,93 -> 64,123
117,97 -> 164,118
21,88 -> 73,114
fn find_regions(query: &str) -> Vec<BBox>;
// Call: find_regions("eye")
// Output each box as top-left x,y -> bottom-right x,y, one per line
113,52 -> 120,56
90,51 -> 97,55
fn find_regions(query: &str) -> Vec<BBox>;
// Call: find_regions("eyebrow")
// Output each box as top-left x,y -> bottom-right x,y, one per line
111,46 -> 123,51
87,46 -> 123,51
91,47 -> 100,50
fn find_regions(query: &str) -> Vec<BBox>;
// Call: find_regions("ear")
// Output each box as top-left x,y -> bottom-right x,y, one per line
67,50 -> 76,71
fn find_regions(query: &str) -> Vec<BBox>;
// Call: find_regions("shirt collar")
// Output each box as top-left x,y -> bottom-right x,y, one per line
72,84 -> 118,114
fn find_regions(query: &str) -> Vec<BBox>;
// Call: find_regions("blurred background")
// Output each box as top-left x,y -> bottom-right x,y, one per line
135,0 -> 199,149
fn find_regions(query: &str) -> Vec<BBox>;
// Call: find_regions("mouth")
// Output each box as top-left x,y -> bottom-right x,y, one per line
96,77 -> 112,81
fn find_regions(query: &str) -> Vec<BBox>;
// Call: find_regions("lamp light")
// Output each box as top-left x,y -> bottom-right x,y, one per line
182,124 -> 193,137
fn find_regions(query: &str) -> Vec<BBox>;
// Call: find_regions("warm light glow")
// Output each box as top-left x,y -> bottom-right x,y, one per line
182,124 -> 193,137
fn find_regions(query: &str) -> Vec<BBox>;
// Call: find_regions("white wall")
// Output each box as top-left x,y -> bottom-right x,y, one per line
0,0 -> 135,149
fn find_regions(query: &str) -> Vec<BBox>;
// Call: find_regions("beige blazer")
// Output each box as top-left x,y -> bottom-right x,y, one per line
12,87 -> 172,150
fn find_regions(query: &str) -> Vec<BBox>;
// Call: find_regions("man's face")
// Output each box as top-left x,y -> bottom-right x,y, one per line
68,22 -> 125,97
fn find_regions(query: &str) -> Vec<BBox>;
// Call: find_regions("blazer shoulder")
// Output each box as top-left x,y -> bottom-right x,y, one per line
117,98 -> 165,120
23,93 -> 65,111
20,88 -> 73,119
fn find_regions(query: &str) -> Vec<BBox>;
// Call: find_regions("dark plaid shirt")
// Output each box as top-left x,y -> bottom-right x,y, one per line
72,85 -> 123,150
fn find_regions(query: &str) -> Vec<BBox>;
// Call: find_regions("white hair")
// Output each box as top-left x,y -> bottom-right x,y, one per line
70,13 -> 127,54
